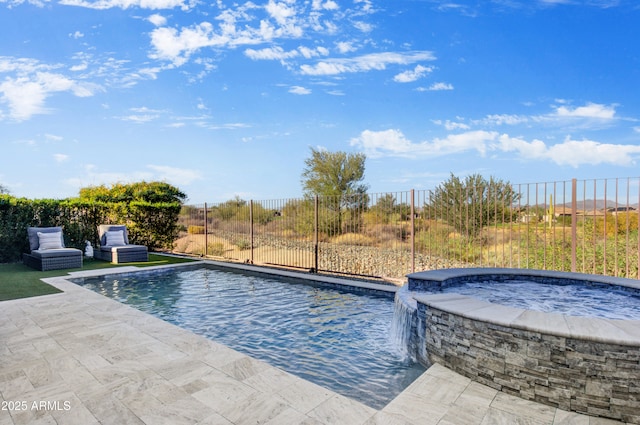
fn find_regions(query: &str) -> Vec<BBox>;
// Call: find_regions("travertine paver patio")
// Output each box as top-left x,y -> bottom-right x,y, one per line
0,272 -> 629,425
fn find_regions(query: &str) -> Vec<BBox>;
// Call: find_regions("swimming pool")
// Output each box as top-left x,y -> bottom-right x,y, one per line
72,265 -> 425,409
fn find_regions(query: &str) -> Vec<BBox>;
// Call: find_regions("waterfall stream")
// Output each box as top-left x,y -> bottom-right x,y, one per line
389,285 -> 418,361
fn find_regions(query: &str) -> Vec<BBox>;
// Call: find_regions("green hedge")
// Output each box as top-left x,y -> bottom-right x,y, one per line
0,195 -> 181,263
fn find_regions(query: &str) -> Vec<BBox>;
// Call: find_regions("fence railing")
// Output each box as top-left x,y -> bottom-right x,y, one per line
173,177 -> 640,280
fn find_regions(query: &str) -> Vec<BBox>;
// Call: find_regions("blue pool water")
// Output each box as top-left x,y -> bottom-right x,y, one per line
73,266 -> 425,409
434,279 -> 640,320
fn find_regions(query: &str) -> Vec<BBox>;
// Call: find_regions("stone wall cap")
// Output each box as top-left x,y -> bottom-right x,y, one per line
416,293 -> 640,346
407,268 -> 640,290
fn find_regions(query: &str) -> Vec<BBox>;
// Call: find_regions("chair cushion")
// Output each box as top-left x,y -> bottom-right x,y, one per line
99,225 -> 130,246
37,231 -> 64,250
31,248 -> 82,259
27,226 -> 65,251
105,230 -> 126,246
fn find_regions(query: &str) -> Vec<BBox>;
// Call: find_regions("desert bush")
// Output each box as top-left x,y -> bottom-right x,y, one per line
207,242 -> 226,256
234,238 -> 251,250
592,212 -> 639,237
365,223 -> 409,245
188,225 -> 205,234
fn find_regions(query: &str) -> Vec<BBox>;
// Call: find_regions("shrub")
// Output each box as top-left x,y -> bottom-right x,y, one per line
594,212 -> 639,237
208,242 -> 226,256
0,195 -> 182,262
234,239 -> 251,250
188,225 -> 205,234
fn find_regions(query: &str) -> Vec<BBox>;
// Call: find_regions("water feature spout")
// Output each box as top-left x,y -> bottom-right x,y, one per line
390,285 -> 421,362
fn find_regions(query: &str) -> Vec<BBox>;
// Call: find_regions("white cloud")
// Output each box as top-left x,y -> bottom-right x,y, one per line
425,82 -> 454,91
300,51 -> 435,76
53,153 -> 69,163
59,0 -> 192,10
336,41 -> 356,54
433,119 -> 471,131
289,86 -> 311,95
353,21 -> 373,32
0,57 -> 102,121
245,46 -> 299,61
312,0 -> 338,10
118,106 -> 166,123
146,164 -> 203,185
244,45 -> 328,62
266,0 -> 296,25
1,73 -> 74,120
477,114 -> 529,126
69,31 -> 84,39
66,164 -> 202,191
65,166 -> 154,189
148,13 -> 167,26
545,137 -> 640,167
298,46 -> 329,59
45,133 -> 63,141
350,129 -> 496,158
149,23 -> 222,66
554,102 -> 616,119
393,65 -> 433,83
351,128 -> 640,167
70,63 -> 88,71
144,0 -> 373,68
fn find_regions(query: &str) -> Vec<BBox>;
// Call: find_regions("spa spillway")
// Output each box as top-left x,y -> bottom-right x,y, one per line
395,268 -> 640,424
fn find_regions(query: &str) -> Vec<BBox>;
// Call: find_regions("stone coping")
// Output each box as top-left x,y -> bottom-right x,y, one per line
68,259 -> 398,295
408,267 -> 640,290
412,293 -> 640,345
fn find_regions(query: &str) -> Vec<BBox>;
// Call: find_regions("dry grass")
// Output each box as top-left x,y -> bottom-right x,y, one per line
330,233 -> 376,246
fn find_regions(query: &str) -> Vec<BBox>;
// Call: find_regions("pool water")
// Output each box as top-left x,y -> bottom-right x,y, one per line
74,267 -> 425,409
435,279 -> 640,320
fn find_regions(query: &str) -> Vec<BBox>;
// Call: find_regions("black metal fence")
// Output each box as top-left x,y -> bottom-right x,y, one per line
173,178 -> 640,280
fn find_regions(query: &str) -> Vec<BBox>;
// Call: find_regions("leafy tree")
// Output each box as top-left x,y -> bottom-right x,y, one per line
425,173 -> 520,239
78,181 -> 187,204
301,148 -> 368,234
0,184 -> 9,194
213,196 -> 247,221
372,194 -> 411,221
301,148 -> 368,199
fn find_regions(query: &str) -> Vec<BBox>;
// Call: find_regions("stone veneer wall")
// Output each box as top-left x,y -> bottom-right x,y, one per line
418,303 -> 640,424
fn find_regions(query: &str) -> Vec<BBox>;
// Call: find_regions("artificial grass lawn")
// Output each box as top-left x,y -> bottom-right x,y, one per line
0,253 -> 197,302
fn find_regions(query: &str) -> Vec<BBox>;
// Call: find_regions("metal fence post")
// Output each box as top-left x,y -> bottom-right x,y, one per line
204,202 -> 208,257
411,189 -> 415,274
250,200 -> 254,264
571,179 -> 577,272
314,195 -> 319,273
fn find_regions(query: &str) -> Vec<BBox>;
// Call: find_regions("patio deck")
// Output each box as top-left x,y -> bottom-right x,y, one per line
0,272 -> 629,425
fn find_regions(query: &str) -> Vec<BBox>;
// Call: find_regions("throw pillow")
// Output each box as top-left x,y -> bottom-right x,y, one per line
37,232 -> 63,250
105,230 -> 126,246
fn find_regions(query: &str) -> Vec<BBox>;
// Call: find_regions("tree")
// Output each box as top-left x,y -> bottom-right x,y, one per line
78,181 -> 187,204
373,193 -> 411,221
213,196 -> 247,221
301,148 -> 368,198
0,183 -> 9,194
301,148 -> 368,235
425,173 -> 520,239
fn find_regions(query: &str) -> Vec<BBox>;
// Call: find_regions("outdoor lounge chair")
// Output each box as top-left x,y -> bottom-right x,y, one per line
23,226 -> 83,271
95,224 -> 148,264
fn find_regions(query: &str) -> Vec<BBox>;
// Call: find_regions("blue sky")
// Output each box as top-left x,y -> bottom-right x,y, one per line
1,0 -> 639,203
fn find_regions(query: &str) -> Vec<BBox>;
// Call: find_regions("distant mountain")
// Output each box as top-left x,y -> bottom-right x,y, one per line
534,199 -> 639,210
